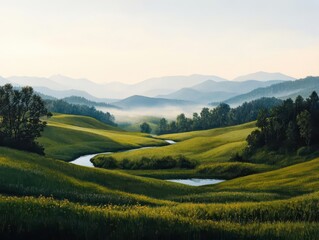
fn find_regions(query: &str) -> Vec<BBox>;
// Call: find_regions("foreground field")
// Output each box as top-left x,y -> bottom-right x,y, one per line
1,114 -> 319,239
1,145 -> 319,239
1,193 -> 319,240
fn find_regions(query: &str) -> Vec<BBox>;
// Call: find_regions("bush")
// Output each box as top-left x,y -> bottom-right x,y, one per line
91,156 -> 117,169
91,155 -> 198,170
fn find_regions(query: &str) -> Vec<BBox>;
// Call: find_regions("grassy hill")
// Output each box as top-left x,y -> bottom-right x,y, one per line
1,145 -> 319,239
1,114 -> 319,239
92,122 -> 258,171
0,147 -> 204,205
39,114 -> 166,161
98,122 -> 256,163
91,121 -> 276,179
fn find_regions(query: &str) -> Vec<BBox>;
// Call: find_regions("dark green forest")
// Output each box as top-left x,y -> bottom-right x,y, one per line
157,97 -> 282,134
45,99 -> 116,126
245,91 -> 319,154
62,96 -> 119,109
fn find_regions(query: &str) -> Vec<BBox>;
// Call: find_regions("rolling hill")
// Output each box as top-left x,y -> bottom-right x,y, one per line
1,114 -> 319,239
39,114 -> 166,161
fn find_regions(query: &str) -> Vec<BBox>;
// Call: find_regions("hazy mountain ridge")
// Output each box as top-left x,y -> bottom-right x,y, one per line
158,88 -> 237,103
192,80 -> 284,93
158,80 -> 285,103
218,76 -> 319,106
113,95 -> 196,109
1,72 -> 297,108
233,71 -> 295,81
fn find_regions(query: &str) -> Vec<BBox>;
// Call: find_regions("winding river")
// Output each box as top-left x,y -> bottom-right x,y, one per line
70,139 -> 176,167
70,139 -> 224,186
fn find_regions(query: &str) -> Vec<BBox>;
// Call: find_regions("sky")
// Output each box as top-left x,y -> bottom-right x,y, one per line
0,0 -> 319,83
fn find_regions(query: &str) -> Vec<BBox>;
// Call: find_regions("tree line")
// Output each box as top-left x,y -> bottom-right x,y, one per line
157,97 -> 282,134
45,99 -> 116,126
245,91 -> 319,154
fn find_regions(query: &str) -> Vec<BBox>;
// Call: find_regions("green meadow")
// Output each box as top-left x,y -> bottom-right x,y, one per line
93,121 -> 256,164
39,114 -> 167,161
1,114 -> 319,239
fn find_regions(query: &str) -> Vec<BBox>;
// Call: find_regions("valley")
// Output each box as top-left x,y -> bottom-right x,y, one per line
1,112 -> 319,239
1,76 -> 319,239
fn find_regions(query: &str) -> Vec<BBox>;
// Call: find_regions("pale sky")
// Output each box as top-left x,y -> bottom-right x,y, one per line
0,0 -> 319,83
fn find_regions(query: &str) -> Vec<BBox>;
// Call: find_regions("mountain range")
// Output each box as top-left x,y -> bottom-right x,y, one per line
214,76 -> 319,106
0,71 -> 294,101
113,95 -> 196,109
158,79 -> 285,103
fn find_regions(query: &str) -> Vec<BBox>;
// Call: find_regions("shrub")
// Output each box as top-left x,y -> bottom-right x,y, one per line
91,155 -> 198,170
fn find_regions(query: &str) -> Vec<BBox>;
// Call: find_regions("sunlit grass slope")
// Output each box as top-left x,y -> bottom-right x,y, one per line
166,157 -> 319,203
159,121 -> 256,141
1,192 -> 319,239
0,147 -> 206,205
39,114 -> 166,161
212,157 -> 319,196
98,122 -> 257,163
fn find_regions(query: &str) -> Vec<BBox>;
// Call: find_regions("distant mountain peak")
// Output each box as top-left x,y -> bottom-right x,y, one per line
233,72 -> 295,82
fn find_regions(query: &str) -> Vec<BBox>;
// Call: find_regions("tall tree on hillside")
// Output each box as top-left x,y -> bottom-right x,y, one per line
200,108 -> 211,129
176,113 -> 191,132
214,103 -> 231,126
158,118 -> 168,134
297,110 -> 312,146
140,122 -> 152,133
192,112 -> 201,130
307,91 -> 319,112
0,84 -> 51,154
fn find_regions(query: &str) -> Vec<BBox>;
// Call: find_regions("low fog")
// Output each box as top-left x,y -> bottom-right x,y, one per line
97,104 -> 207,123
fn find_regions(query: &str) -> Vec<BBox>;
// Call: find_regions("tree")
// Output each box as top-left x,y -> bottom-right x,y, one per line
158,118 -> 168,134
192,112 -> 201,130
307,91 -> 319,112
297,110 -> 312,146
168,121 -> 177,133
140,122 -> 152,133
214,103 -> 231,126
285,121 -> 299,149
176,113 -> 191,132
295,95 -> 305,115
200,108 -> 211,129
0,84 -> 51,153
